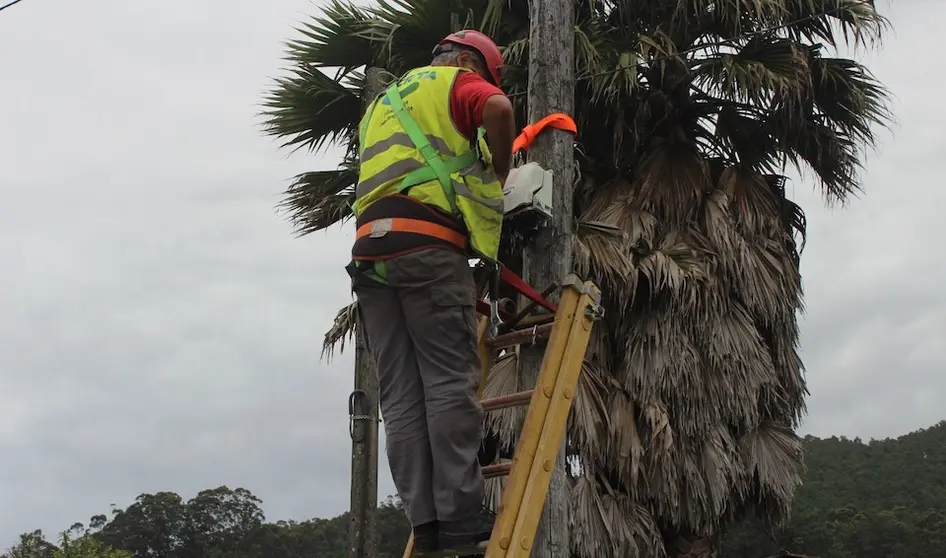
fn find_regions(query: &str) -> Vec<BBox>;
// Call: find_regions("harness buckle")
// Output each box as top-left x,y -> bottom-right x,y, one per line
369,218 -> 393,238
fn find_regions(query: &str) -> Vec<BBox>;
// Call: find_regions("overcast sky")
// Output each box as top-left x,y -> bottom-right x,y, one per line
0,0 -> 941,549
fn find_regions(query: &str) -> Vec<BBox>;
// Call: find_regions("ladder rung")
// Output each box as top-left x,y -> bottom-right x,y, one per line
488,322 -> 554,349
481,390 -> 534,412
483,462 -> 512,479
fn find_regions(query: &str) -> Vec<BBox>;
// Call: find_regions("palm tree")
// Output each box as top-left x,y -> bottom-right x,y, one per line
260,1 -> 892,556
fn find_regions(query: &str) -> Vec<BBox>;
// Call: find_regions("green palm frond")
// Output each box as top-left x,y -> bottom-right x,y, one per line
809,54 -> 893,150
260,65 -> 362,155
695,35 -> 809,105
781,0 -> 889,48
278,162 -> 358,237
284,0 -> 375,70
363,0 -> 468,72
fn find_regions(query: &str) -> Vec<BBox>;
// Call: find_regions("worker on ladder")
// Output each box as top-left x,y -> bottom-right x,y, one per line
345,30 -> 517,555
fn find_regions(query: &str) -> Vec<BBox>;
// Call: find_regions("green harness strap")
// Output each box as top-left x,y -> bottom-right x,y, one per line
352,80 -> 479,215
350,77 -> 483,284
356,259 -> 388,285
383,81 -> 481,213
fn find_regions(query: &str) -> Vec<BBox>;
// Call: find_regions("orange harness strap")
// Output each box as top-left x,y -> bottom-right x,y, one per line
512,113 -> 578,153
355,217 -> 467,250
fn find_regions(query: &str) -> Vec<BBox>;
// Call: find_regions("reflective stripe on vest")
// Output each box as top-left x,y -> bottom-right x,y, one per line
354,140 -> 502,214
352,65 -> 505,261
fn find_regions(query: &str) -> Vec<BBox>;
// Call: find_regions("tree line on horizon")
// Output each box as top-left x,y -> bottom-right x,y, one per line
5,421 -> 944,558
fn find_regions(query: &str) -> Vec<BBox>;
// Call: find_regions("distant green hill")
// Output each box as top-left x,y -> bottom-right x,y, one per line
6,422 -> 945,558
721,420 -> 946,557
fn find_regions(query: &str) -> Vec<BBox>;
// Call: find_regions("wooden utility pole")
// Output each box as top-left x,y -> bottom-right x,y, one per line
348,66 -> 385,558
520,1 -> 576,557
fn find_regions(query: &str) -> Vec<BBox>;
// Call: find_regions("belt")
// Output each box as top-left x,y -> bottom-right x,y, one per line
355,217 -> 467,251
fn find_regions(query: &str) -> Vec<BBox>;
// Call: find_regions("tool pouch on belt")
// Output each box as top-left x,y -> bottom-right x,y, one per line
345,259 -> 362,280
346,259 -> 389,289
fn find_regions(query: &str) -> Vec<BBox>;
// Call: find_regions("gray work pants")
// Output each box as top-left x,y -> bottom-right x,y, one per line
353,247 -> 485,527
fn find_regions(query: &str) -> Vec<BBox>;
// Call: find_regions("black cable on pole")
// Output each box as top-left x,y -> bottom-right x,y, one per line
0,0 -> 26,13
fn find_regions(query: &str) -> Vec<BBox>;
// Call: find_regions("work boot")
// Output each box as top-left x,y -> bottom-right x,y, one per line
438,507 -> 495,554
413,522 -> 440,556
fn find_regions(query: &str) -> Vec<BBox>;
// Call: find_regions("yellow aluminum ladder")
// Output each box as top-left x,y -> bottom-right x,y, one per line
402,274 -> 601,558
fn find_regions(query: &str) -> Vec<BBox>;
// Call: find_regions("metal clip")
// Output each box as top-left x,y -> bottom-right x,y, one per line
489,299 -> 502,339
488,262 -> 503,338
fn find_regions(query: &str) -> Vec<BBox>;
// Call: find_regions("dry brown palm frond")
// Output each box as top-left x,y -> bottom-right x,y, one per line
584,318 -> 614,375
614,496 -> 666,558
605,390 -> 644,491
482,352 -> 526,452
321,302 -> 358,360
702,187 -> 739,257
702,304 -> 780,426
701,425 -> 744,521
641,398 -> 675,472
633,233 -> 706,302
634,138 -> 712,225
572,217 -> 632,299
483,462 -> 509,513
571,474 -> 617,556
718,166 -> 781,234
678,438 -> 716,531
568,361 -> 611,460
603,186 -> 659,249
741,420 -> 805,505
571,474 -> 665,558
702,172 -> 803,323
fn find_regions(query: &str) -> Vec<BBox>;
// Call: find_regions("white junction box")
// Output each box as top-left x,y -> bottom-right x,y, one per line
502,162 -> 553,219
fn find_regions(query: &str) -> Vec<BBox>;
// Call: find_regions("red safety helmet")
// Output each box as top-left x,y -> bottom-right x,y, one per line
434,30 -> 505,87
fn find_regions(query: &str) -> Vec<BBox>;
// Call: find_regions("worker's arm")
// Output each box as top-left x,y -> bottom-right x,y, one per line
481,95 -> 516,183
450,73 -> 517,183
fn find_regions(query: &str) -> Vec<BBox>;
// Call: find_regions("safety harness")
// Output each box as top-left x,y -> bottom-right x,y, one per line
351,79 -> 578,320
349,78 -> 481,285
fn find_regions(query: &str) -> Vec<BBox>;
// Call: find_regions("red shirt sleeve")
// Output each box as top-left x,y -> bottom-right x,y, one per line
449,71 -> 506,141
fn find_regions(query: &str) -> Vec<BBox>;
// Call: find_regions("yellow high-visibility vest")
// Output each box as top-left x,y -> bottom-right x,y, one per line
351,65 -> 505,262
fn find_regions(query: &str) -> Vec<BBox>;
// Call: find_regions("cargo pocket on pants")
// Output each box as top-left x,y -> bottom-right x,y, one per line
430,284 -> 479,356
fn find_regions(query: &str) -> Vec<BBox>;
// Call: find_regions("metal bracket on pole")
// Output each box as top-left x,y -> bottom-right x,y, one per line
348,389 -> 379,442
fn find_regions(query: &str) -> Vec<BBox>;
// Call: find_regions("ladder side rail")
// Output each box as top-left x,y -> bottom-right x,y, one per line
483,280 -> 587,557
503,279 -> 599,557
